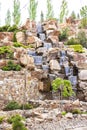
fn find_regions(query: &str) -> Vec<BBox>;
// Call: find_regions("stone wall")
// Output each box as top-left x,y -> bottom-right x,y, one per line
0,70 -> 44,108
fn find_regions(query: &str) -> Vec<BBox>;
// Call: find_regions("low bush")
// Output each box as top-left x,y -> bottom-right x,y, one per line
72,108 -> 81,114
4,101 -> 20,111
20,103 -> 33,110
0,116 -> 5,124
70,44 -> 84,53
13,42 -> 34,48
4,101 -> 34,111
65,38 -> 79,45
7,114 -> 27,130
2,61 -> 22,71
0,25 -> 19,32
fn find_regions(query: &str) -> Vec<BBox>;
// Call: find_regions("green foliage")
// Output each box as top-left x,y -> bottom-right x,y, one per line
59,0 -> 68,23
77,31 -> 87,48
28,0 -> 38,21
59,28 -> 68,41
8,114 -> 27,130
2,61 -> 22,71
0,116 -> 4,124
65,38 -> 79,45
0,46 -> 13,59
0,25 -> 19,32
12,0 -> 21,26
13,42 -> 34,48
20,103 -> 33,110
4,101 -> 34,111
72,109 -> 81,114
8,114 -> 24,124
46,0 -> 54,20
4,101 -> 20,111
5,9 -> 11,26
61,111 -> 67,116
80,5 -> 87,28
70,44 -> 84,53
70,11 -> 76,20
52,78 -> 74,98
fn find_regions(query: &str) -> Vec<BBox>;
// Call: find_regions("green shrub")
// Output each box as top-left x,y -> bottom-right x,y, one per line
7,114 -> 24,124
0,25 -> 19,32
13,42 -> 34,48
20,103 -> 33,110
61,111 -> 67,116
65,38 -> 79,45
0,116 -> 5,124
2,61 -> 22,71
77,31 -> 87,48
4,101 -> 20,111
70,44 -> 84,53
52,78 -> 75,98
72,109 -> 81,114
8,114 -> 27,130
59,28 -> 68,41
0,46 -> 13,55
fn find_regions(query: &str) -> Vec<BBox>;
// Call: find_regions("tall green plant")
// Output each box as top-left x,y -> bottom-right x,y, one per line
46,0 -> 54,20
28,0 -> 38,21
59,0 -> 68,23
52,78 -> 74,98
12,0 -> 21,26
70,11 -> 76,20
80,5 -> 87,28
5,9 -> 11,26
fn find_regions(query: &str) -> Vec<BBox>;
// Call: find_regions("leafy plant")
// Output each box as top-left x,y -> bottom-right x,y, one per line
8,114 -> 27,130
4,101 -> 20,111
59,28 -> 68,41
70,44 -> 84,53
65,38 -> 79,45
0,25 -> 19,32
52,78 -> 74,98
20,103 -> 33,110
8,114 -> 24,124
0,116 -> 5,124
72,108 -> 81,114
61,111 -> 67,116
13,42 -> 33,48
2,61 -> 22,71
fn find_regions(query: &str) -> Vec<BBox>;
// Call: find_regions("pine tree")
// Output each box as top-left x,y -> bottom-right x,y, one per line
28,0 -> 38,21
5,9 -> 11,26
71,11 -> 76,20
46,0 -> 54,20
59,0 -> 68,23
12,0 -> 21,26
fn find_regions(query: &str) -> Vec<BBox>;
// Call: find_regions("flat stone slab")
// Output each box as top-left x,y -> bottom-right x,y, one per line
68,127 -> 87,130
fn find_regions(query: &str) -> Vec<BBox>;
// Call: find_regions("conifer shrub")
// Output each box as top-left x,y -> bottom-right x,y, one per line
65,38 -> 79,45
0,116 -> 5,124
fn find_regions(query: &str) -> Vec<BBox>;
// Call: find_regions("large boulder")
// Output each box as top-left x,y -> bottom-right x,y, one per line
0,32 -> 14,41
47,36 -> 59,45
13,47 -> 26,60
0,41 -> 13,47
79,70 -> 87,81
20,54 -> 35,69
16,31 -> 25,44
49,60 -> 61,71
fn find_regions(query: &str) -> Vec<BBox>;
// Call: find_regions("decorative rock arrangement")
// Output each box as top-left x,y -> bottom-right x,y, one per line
0,19 -> 87,105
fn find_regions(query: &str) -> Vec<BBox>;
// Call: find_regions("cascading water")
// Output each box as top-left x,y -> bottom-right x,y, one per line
33,56 -> 43,65
43,42 -> 52,50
